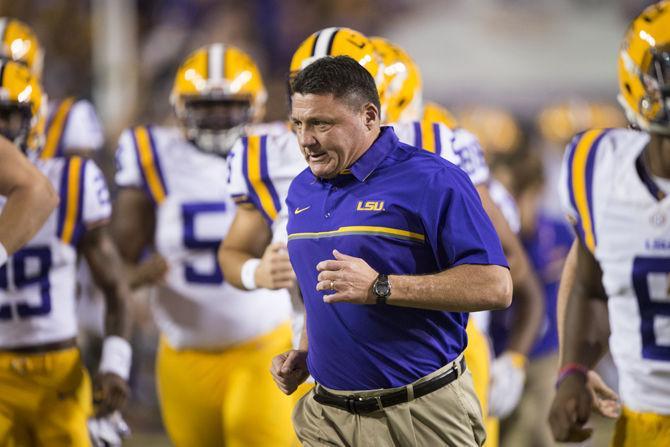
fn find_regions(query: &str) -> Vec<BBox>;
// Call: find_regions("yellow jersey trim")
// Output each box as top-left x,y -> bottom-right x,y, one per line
288,225 -> 425,243
41,97 -> 75,159
570,129 -> 605,253
61,157 -> 83,244
420,119 -> 437,153
134,126 -> 167,204
246,135 -> 278,221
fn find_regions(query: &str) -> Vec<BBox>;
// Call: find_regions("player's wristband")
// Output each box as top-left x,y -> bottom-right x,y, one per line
241,258 -> 261,290
99,336 -> 132,381
556,362 -> 589,388
0,242 -> 7,268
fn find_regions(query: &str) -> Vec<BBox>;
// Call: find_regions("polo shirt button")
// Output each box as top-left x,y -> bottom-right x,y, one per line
325,212 -> 331,218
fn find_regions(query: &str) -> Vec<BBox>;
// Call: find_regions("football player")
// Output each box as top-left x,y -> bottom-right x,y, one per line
549,2 -> 670,444
112,43 -> 295,447
0,60 -> 132,445
0,17 -> 114,364
0,136 -> 59,265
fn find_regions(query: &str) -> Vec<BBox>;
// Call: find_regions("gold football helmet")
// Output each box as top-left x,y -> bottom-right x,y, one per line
460,106 -> 521,155
538,101 -> 625,145
422,101 -> 459,129
370,37 -> 422,123
0,18 -> 44,78
618,1 -> 670,133
290,27 -> 385,98
0,59 -> 45,153
171,43 -> 267,154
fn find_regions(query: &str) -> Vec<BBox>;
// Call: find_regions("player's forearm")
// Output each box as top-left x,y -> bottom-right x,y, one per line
111,188 -> 155,263
558,240 -> 610,368
218,205 -> 273,290
0,175 -> 58,254
505,260 -> 545,356
99,263 -> 133,339
557,241 -> 578,359
103,288 -> 132,339
84,227 -> 133,339
560,287 -> 609,369
388,264 -> 512,311
218,244 -> 254,289
559,243 -> 609,369
81,225 -> 135,382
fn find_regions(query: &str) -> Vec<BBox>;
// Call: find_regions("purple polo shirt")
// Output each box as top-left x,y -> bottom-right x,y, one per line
286,126 -> 508,390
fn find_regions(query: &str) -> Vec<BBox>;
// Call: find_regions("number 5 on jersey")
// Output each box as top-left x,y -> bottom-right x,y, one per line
182,202 -> 227,284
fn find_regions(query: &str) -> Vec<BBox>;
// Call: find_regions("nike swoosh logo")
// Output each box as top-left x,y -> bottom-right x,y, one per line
294,206 -> 311,215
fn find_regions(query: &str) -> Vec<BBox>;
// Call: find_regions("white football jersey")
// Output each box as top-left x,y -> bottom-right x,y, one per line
0,157 -> 111,348
42,98 -> 105,158
115,125 -> 292,350
559,127 -> 670,414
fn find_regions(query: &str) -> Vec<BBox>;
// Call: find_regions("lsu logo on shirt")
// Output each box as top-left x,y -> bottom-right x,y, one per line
357,201 -> 385,211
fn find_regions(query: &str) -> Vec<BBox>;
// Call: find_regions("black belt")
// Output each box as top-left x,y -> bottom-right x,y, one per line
313,356 -> 466,414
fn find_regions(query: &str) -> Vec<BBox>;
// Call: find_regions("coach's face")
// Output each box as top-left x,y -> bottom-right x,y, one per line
291,93 -> 378,179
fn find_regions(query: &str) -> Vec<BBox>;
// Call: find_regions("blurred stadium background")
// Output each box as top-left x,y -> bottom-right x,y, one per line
0,0 -> 658,445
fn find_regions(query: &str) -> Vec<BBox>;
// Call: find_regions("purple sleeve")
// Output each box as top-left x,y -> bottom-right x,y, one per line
420,166 -> 509,269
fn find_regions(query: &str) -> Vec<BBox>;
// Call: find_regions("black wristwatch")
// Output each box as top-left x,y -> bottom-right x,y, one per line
373,274 -> 391,304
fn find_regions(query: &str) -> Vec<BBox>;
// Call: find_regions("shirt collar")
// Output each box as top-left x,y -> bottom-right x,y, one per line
347,126 -> 398,182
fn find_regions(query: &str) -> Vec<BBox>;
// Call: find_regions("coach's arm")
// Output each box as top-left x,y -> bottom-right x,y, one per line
316,249 -> 512,311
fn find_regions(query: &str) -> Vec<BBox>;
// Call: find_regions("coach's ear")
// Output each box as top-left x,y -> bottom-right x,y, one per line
362,102 -> 380,130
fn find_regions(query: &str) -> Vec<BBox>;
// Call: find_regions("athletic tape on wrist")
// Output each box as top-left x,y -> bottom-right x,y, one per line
99,336 -> 132,381
241,258 -> 261,290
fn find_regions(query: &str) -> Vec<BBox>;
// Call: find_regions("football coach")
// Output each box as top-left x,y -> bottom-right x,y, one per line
270,56 -> 512,446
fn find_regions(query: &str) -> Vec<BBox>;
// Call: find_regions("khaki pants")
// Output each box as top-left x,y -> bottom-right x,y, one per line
293,362 -> 486,447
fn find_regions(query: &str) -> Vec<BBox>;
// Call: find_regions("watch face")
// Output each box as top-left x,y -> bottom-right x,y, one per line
375,282 -> 390,297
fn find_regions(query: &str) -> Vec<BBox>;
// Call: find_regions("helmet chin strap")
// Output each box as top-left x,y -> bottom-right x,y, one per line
186,125 -> 244,156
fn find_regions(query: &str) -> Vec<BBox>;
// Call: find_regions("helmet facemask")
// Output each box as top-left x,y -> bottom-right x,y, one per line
176,95 -> 253,156
0,101 -> 33,152
640,46 -> 670,134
